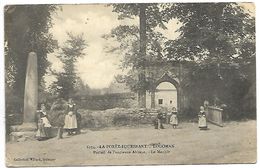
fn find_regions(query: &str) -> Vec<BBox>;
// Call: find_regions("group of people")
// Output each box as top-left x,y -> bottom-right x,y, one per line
155,105 -> 208,130
154,107 -> 178,129
36,98 -> 81,141
36,99 -> 208,140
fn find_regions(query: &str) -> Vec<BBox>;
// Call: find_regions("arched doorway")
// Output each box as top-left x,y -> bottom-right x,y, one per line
147,73 -> 181,110
155,82 -> 177,109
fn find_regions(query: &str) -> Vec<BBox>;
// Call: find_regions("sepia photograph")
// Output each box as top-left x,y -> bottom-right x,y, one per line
4,1 -> 256,167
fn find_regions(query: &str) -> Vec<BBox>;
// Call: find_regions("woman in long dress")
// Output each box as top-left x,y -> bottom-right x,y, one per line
64,98 -> 78,135
198,106 -> 207,130
170,107 -> 178,129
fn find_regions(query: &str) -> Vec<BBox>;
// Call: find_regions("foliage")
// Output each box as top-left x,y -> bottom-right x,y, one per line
5,5 -> 59,122
50,32 -> 87,99
107,3 -> 255,119
110,3 -> 169,30
104,4 -> 170,93
74,78 -> 91,96
162,3 -> 255,119
60,108 -> 156,129
5,5 -> 59,98
163,3 -> 255,63
74,92 -> 137,110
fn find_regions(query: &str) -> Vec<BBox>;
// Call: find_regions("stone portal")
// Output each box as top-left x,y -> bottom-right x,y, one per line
144,61 -> 186,112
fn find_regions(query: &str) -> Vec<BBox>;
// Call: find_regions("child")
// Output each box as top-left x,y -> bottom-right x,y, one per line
41,112 -> 52,138
40,104 -> 51,138
38,104 -> 52,138
170,107 -> 178,129
157,110 -> 165,129
198,106 -> 207,130
36,118 -> 47,141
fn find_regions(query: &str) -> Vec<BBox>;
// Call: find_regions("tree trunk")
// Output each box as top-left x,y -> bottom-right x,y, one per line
138,3 -> 147,108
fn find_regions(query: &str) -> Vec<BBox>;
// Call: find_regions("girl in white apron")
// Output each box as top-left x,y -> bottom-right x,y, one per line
36,104 -> 52,139
36,118 -> 47,140
198,106 -> 207,130
170,107 -> 178,129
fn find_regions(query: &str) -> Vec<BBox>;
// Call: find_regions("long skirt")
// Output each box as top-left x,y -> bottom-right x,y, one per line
41,117 -> 51,127
170,115 -> 178,126
36,125 -> 47,140
64,113 -> 77,129
41,117 -> 52,137
44,127 -> 52,138
198,116 -> 207,128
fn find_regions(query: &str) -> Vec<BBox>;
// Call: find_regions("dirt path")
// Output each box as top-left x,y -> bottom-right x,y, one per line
6,120 -> 256,166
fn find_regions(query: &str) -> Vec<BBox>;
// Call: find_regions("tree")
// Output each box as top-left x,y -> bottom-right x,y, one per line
74,78 -> 91,96
163,3 -> 255,63
51,32 -> 87,99
106,3 -> 170,107
5,5 -> 58,93
107,3 -> 255,119
5,5 -> 58,112
162,3 -> 255,119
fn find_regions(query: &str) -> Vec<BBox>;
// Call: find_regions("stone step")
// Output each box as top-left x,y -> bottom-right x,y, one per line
9,131 -> 36,142
10,123 -> 37,132
9,127 -> 58,142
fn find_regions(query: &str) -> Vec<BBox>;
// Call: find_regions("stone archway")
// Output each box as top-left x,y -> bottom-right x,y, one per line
150,73 -> 181,111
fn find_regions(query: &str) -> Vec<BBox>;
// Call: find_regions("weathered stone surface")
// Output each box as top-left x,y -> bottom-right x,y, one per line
17,137 -> 28,142
9,131 -> 36,142
10,123 -> 37,132
72,108 -> 158,129
206,106 -> 223,127
23,52 -> 38,123
9,127 -> 58,142
9,52 -> 39,142
10,131 -> 35,137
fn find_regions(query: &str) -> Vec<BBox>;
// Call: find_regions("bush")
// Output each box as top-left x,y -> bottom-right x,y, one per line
112,114 -> 130,126
73,93 -> 137,110
73,108 -> 156,129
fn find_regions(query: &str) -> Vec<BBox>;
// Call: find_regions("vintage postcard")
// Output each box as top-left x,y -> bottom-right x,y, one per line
4,2 -> 256,167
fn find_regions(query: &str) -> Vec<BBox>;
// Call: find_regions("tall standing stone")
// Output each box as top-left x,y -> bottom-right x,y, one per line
23,52 -> 38,123
9,52 -> 38,141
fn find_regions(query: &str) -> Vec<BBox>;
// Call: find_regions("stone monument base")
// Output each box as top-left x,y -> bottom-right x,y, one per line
9,123 -> 37,142
9,123 -> 59,142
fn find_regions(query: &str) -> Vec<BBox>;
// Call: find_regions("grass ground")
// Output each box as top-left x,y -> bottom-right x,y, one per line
6,120 -> 256,166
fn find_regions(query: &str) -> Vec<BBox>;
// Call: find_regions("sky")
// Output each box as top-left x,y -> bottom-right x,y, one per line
44,3 -> 255,89
44,4 -> 179,89
46,4 -> 132,89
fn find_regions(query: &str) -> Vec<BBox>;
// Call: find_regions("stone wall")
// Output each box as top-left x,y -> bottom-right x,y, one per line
74,93 -> 138,110
205,106 -> 223,127
77,108 -> 158,129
